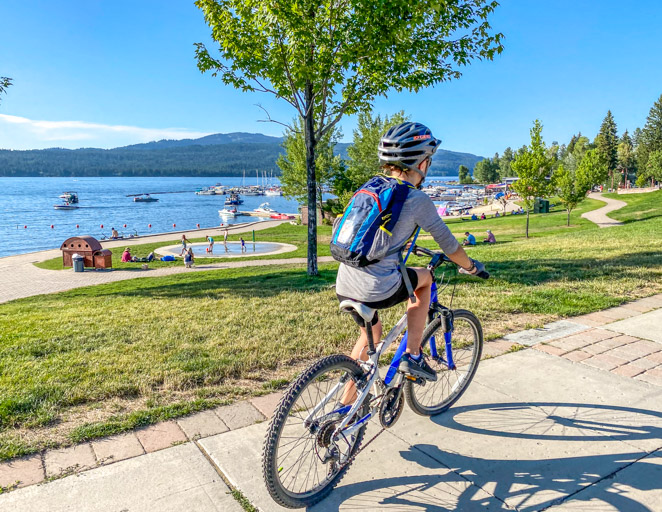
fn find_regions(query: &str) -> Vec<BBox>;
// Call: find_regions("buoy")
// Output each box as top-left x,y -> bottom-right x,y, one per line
196,223 -> 200,228
50,224 -> 54,229
100,224 -> 104,228
123,224 -> 127,228
148,224 -> 152,228
173,223 -> 176,228
76,224 -> 79,228
24,225 -> 27,229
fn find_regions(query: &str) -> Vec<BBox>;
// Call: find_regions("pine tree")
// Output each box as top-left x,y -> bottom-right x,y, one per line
639,94 -> 662,171
595,110 -> 618,189
617,130 -> 636,187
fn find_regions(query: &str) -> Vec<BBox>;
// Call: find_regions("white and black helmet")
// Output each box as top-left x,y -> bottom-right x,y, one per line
378,122 -> 441,178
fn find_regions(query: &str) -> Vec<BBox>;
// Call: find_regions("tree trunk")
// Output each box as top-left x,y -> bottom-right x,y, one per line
304,81 -> 318,276
567,208 -> 570,227
525,209 -> 530,238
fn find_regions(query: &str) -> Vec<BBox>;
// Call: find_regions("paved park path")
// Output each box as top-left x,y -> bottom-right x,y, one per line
0,220 -> 334,305
581,192 -> 627,228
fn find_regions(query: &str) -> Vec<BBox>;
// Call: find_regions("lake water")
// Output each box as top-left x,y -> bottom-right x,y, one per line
0,176 -> 458,258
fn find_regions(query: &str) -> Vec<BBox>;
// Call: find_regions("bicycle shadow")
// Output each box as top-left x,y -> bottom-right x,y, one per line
309,402 -> 662,511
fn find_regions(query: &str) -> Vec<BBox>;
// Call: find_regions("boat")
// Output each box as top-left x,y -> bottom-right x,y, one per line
242,186 -> 263,196
254,202 -> 278,215
218,207 -> 238,218
265,187 -> 282,196
53,203 -> 79,210
270,213 -> 294,220
133,194 -> 159,203
59,192 -> 79,203
195,187 -> 216,196
224,193 -> 243,206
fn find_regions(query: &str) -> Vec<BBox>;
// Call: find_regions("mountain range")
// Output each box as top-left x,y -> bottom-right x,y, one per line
0,132 -> 483,177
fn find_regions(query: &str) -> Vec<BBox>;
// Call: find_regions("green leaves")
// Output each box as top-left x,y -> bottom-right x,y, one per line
511,120 -> 554,211
0,77 -> 12,105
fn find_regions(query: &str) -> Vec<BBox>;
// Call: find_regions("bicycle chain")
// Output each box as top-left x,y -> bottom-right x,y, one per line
341,425 -> 386,469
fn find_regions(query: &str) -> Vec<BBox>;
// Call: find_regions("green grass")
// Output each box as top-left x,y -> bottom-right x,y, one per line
603,189 -> 662,223
34,223 -> 333,271
3,192 -> 661,460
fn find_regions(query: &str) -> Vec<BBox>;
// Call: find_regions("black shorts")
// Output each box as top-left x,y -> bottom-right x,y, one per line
336,268 -> 419,326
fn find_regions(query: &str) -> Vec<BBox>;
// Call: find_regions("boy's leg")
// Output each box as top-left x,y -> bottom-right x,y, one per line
405,268 -> 433,355
341,320 -> 382,405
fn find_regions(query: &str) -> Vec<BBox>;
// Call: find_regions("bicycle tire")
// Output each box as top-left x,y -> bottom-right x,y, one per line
404,309 -> 483,416
262,354 -> 368,509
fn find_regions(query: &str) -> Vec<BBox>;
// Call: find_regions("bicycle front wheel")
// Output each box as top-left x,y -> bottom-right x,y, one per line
262,354 -> 368,509
404,309 -> 483,416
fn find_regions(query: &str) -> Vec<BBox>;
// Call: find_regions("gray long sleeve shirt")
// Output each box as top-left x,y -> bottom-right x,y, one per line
335,188 -> 460,302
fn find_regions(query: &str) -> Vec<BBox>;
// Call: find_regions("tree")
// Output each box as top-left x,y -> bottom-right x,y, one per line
277,118 -> 344,213
345,110 -> 409,191
499,147 -> 514,178
473,157 -> 500,183
0,77 -> 11,104
195,0 -> 504,275
458,165 -> 473,184
638,94 -> 662,174
510,120 -> 553,238
578,149 -> 608,189
638,149 -> 662,187
617,130 -> 636,187
595,110 -> 618,189
555,162 -> 591,227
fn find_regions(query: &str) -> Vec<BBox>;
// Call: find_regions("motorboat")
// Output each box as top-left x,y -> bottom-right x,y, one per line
59,192 -> 79,203
133,194 -> 159,202
218,207 -> 238,218
224,194 -> 243,205
195,187 -> 216,196
254,202 -> 278,215
265,187 -> 282,196
242,187 -> 263,196
53,203 -> 79,210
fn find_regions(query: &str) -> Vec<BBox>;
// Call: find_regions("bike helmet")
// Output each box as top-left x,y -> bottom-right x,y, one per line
378,122 -> 441,178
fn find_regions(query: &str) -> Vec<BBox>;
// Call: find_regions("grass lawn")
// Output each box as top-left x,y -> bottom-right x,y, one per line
603,189 -> 662,223
2,192 -> 661,460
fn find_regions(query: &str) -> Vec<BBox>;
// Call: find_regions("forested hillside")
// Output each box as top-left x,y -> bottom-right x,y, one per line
0,133 -> 482,177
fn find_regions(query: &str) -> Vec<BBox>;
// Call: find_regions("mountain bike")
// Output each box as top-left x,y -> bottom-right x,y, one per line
262,245 -> 489,508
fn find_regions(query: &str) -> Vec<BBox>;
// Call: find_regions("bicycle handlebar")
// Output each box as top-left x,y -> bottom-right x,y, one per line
412,245 -> 490,279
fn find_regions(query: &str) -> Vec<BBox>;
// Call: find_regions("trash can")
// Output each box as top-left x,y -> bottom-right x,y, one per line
72,254 -> 84,272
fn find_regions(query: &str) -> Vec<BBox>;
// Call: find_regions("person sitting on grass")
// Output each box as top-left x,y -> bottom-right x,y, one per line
121,247 -> 132,262
463,232 -> 476,246
495,211 -> 500,217
184,247 -> 194,268
471,213 -> 478,220
483,229 -> 496,244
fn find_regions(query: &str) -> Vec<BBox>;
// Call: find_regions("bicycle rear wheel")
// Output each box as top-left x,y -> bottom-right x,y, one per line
404,309 -> 483,416
262,354 -> 368,509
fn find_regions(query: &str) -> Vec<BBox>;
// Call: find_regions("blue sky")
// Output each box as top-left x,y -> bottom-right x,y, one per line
1,1 -> 661,156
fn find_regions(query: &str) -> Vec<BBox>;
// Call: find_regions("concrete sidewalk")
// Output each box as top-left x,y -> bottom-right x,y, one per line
2,297 -> 662,511
581,192 -> 627,228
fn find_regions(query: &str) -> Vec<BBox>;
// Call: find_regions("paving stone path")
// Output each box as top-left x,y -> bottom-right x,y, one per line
581,192 -> 627,228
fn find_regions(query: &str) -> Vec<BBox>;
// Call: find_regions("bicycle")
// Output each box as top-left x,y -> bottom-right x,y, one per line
262,244 -> 490,508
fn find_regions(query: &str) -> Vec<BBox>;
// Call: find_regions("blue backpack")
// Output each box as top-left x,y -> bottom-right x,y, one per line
330,175 -> 412,267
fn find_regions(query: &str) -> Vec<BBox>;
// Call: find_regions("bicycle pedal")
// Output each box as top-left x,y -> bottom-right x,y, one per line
404,375 -> 426,386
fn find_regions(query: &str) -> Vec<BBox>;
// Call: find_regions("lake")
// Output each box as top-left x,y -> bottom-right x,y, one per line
0,176 -> 458,258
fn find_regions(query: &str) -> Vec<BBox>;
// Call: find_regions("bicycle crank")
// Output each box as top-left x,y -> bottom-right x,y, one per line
379,387 -> 405,428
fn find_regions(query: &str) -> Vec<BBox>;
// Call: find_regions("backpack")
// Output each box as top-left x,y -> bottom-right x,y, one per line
330,175 -> 412,267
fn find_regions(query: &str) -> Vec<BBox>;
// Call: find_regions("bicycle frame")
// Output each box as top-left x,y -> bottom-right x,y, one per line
313,279 -> 455,452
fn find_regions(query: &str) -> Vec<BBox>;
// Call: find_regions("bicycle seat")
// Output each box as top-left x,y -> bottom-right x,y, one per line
339,300 -> 376,325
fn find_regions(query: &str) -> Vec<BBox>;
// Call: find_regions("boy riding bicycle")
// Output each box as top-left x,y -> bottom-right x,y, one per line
335,122 -> 485,383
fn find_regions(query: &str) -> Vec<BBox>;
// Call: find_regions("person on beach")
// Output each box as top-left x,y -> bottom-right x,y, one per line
121,247 -> 132,262
463,231 -> 476,246
240,237 -> 246,252
111,228 -> 120,239
223,229 -> 229,243
335,122 -> 485,389
207,235 -> 214,254
184,247 -> 195,268
180,235 -> 190,256
483,229 -> 496,244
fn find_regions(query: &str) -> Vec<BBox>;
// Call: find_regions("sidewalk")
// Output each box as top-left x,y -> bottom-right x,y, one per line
581,192 -> 627,228
2,295 -> 661,511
